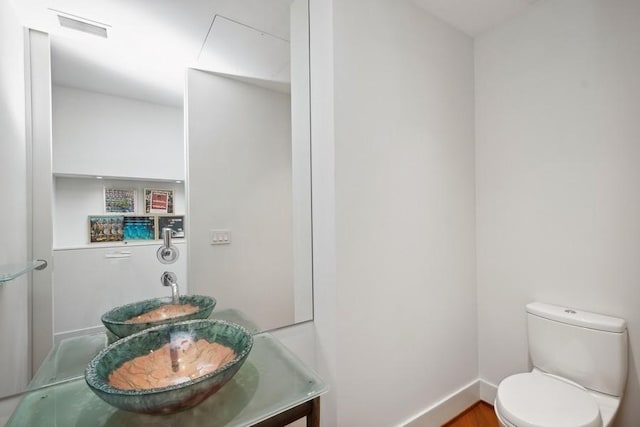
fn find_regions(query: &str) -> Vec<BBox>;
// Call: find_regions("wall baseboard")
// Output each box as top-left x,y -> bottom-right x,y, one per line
398,378 -> 499,426
479,378 -> 498,404
399,380 -> 480,426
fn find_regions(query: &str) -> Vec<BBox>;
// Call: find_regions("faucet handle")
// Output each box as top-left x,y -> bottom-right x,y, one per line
157,228 -> 179,264
162,227 -> 173,248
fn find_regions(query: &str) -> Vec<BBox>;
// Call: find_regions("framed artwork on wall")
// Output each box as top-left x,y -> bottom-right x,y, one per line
104,188 -> 136,213
144,189 -> 174,214
157,215 -> 185,239
123,216 -> 156,240
89,216 -> 124,242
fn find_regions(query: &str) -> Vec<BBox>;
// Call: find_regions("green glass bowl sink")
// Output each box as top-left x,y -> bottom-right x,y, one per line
85,319 -> 253,414
101,295 -> 216,340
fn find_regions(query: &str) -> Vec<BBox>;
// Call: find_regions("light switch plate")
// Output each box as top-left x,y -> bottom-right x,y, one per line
210,229 -> 231,245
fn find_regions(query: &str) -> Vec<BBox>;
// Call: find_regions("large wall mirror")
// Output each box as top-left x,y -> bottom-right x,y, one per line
186,1 -> 312,331
18,0 -> 312,382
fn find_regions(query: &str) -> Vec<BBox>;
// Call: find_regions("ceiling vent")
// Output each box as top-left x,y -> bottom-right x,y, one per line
53,10 -> 110,38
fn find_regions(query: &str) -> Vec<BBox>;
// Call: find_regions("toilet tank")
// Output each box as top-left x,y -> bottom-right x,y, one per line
526,302 -> 628,397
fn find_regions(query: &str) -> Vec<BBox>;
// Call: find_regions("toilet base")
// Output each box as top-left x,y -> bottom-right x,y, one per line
494,402 -> 516,427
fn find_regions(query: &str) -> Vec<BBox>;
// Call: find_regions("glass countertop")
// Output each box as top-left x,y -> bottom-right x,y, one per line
8,332 -> 326,426
28,333 -> 108,390
28,309 -> 261,391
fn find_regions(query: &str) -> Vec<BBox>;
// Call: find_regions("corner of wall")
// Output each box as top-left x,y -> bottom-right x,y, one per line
479,378 -> 498,404
308,0 -> 338,424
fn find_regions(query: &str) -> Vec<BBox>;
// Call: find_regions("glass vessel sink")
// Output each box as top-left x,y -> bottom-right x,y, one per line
85,319 -> 253,414
101,295 -> 216,339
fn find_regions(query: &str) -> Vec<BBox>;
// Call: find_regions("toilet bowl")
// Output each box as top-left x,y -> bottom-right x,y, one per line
494,302 -> 627,427
495,369 -> 621,427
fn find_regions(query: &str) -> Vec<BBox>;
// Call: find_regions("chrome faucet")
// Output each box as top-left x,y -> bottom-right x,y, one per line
161,271 -> 180,304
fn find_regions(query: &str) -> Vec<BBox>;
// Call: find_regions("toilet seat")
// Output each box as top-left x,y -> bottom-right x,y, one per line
496,372 -> 602,427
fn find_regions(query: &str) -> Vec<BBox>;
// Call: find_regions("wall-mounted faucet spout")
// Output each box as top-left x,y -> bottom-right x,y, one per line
161,271 -> 180,304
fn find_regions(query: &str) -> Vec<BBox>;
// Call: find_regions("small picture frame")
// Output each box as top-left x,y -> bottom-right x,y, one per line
104,188 -> 136,213
89,216 -> 124,242
123,216 -> 156,240
157,215 -> 185,239
144,189 -> 174,214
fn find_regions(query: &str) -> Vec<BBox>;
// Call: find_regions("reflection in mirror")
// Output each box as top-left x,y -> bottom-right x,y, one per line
186,0 -> 312,331
19,0 -> 312,392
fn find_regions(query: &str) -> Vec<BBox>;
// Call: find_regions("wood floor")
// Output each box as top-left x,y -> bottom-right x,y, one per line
442,401 -> 500,427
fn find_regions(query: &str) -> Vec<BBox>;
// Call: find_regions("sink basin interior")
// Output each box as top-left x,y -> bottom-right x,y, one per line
108,334 -> 237,390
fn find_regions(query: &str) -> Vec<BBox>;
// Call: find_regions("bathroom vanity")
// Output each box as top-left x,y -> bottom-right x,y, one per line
7,311 -> 326,427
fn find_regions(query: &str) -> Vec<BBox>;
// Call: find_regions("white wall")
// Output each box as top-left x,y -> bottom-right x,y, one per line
333,0 -> 476,425
52,85 -> 184,181
476,1 -> 640,425
187,69 -> 295,332
0,0 -> 29,401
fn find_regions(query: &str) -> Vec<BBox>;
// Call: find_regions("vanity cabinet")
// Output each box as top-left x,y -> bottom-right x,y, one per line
52,243 -> 187,343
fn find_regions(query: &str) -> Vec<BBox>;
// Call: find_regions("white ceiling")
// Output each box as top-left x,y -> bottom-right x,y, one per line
198,15 -> 291,83
411,0 -> 539,36
13,0 -> 538,107
13,0 -> 294,107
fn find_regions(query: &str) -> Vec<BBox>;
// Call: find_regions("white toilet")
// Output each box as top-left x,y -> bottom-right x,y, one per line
495,302 -> 628,427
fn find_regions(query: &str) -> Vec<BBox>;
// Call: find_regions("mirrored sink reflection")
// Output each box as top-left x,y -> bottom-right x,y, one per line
101,295 -> 216,340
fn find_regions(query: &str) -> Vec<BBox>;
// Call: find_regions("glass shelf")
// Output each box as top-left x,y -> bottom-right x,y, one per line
54,240 -> 187,251
0,260 -> 47,284
53,172 -> 184,184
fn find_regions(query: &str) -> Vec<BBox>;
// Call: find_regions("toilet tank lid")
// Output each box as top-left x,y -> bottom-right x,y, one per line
526,302 -> 626,333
